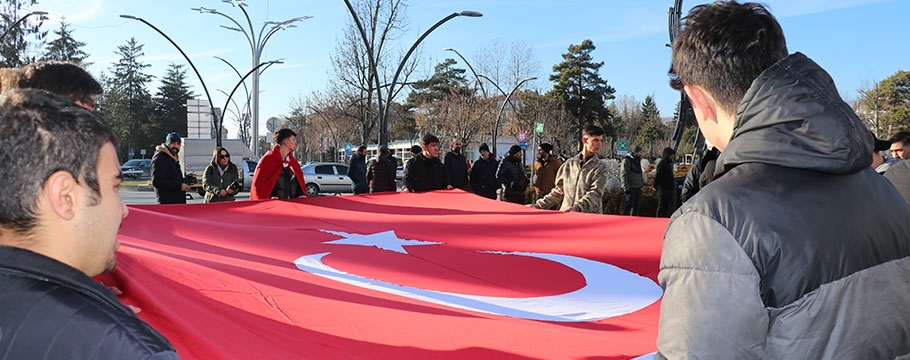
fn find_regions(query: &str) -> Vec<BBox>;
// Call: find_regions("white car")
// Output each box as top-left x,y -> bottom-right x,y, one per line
301,162 -> 353,195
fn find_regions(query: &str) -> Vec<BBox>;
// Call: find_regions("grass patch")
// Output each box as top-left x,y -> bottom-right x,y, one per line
122,179 -> 150,187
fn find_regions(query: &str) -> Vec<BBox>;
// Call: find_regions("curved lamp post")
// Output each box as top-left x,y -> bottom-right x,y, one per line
342,2 -> 481,148
220,59 -> 283,131
0,10 -> 47,43
120,14 -> 223,146
380,11 -> 482,147
491,77 -> 536,157
443,47 -> 486,98
307,106 -> 339,163
192,3 -> 310,153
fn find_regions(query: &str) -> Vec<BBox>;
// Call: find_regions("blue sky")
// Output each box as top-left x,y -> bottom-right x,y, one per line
33,0 -> 909,140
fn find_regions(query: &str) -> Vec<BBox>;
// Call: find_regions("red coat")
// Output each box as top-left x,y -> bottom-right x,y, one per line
250,145 -> 308,200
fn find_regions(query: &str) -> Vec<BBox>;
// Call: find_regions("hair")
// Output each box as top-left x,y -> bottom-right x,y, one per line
356,145 -> 367,152
274,128 -> 297,145
0,89 -> 118,235
421,134 -> 440,147
410,145 -> 422,155
583,124 -> 605,137
19,62 -> 103,106
210,146 -> 238,174
670,1 -> 788,115
379,146 -> 390,157
662,147 -> 677,159
888,131 -> 910,145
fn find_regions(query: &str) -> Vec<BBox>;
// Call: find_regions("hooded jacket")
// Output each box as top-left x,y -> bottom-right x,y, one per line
656,53 -> 910,359
534,153 -> 607,213
367,154 -> 397,193
0,246 -> 178,359
151,144 -> 186,204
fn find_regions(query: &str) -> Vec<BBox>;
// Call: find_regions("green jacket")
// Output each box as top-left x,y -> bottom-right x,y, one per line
203,163 -> 240,203
534,153 -> 607,214
620,154 -> 644,191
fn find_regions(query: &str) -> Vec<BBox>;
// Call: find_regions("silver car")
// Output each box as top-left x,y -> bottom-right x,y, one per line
121,159 -> 151,179
301,162 -> 352,195
239,159 -> 258,192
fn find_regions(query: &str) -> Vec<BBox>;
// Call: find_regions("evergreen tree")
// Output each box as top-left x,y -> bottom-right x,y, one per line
546,39 -> 616,143
149,63 -> 195,147
635,95 -> 664,159
405,58 -> 469,107
101,37 -> 154,159
878,70 -> 910,133
0,0 -> 47,67
40,18 -> 90,65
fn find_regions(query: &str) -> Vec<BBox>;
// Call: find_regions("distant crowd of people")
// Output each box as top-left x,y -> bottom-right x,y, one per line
1,1 -> 910,358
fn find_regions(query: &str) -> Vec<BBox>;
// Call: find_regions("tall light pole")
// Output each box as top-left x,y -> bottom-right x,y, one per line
0,10 -> 47,43
443,47 -> 486,98
492,77 -> 537,158
380,11 -> 482,148
342,2 -> 481,148
120,14 -> 223,146
192,2 -> 310,153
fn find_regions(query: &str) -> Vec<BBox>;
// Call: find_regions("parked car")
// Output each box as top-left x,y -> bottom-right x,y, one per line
121,159 -> 151,179
301,162 -> 352,195
239,159 -> 258,192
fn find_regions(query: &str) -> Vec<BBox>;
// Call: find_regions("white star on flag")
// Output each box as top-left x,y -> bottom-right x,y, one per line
320,230 -> 442,254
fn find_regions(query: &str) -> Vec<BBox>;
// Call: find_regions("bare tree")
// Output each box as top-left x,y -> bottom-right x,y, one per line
856,80 -> 888,137
334,0 -> 424,146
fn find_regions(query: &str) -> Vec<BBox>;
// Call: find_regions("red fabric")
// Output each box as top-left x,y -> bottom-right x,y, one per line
249,145 -> 307,200
103,191 -> 667,359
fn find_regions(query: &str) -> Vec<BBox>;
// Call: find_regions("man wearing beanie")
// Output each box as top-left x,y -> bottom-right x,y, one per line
151,132 -> 189,204
533,142 -> 562,202
497,144 -> 529,204
470,143 -> 500,199
620,144 -> 644,215
532,124 -> 608,213
654,147 -> 677,217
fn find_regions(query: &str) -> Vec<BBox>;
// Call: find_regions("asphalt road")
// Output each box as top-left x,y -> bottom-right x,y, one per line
120,188 -> 250,205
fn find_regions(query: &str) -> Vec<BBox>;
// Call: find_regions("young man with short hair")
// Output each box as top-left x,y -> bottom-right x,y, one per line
532,124 -> 607,213
348,145 -> 369,194
0,89 -> 178,358
251,128 -> 307,199
470,143 -> 500,200
657,2 -> 910,358
403,134 -> 450,192
497,145 -> 529,204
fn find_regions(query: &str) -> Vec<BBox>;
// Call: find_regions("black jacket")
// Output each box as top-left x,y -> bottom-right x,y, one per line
367,155 -> 397,193
444,151 -> 468,190
151,144 -> 186,204
496,155 -> 528,195
347,153 -> 369,193
403,154 -> 448,192
654,157 -> 676,191
471,157 -> 500,199
0,245 -> 178,359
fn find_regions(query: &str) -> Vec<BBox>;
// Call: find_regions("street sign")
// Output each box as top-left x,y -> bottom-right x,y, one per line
535,122 -> 544,133
318,145 -> 325,152
618,140 -> 629,152
517,132 -> 528,142
344,143 -> 352,156
140,149 -> 146,155
519,141 -> 528,150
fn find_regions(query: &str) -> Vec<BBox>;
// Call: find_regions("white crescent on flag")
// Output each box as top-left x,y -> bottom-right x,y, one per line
294,229 -> 663,322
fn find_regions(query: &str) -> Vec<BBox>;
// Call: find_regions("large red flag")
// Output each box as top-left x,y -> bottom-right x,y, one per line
103,190 -> 667,359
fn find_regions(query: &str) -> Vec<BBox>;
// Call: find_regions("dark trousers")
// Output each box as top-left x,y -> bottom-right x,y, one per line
504,190 -> 525,204
622,188 -> 642,216
656,186 -> 677,218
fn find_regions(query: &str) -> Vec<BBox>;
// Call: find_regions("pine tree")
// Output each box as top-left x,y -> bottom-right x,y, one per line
546,39 -> 616,144
101,37 -> 154,159
0,0 -> 48,67
40,18 -> 90,65
149,63 -> 195,146
635,96 -> 664,159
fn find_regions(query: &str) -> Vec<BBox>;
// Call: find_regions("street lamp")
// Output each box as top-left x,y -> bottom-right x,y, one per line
0,10 -> 47,43
308,106 -> 339,163
343,2 -> 481,148
192,2 -> 310,153
120,14 -> 223,146
380,11 -> 482,148
220,59 -> 283,131
443,47 -> 486,98
491,77 -> 537,158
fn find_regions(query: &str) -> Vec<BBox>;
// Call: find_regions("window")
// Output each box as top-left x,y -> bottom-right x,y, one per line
335,165 -> 348,175
314,165 -> 334,175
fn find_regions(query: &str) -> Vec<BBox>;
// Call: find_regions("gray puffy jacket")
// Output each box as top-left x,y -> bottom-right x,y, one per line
657,53 -> 910,359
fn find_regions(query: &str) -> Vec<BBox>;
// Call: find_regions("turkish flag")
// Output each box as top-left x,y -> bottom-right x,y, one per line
102,190 -> 667,359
